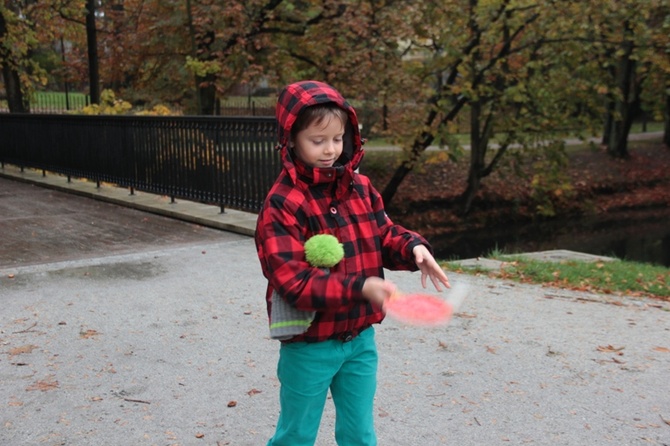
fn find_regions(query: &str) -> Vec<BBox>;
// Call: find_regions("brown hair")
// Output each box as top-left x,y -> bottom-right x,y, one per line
290,103 -> 348,142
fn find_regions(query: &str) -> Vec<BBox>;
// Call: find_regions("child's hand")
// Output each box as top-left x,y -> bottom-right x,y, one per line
361,277 -> 396,309
413,245 -> 450,291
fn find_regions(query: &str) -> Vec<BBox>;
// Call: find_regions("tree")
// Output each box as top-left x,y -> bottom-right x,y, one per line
182,0 -> 365,115
639,3 -> 670,148
372,0 -> 670,213
96,0 -> 194,107
1,0 -> 89,112
266,0 -> 417,118
0,1 -> 38,113
588,1 -> 670,157
182,0 -> 300,114
0,7 -> 27,112
8,0 -> 669,210
85,0 -> 100,104
378,0 -> 599,213
78,0 -> 355,114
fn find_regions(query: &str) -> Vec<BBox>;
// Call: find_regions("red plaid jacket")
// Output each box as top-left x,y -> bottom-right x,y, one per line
255,80 -> 431,343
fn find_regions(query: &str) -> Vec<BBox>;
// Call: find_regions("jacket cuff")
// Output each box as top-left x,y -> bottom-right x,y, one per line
407,240 -> 433,266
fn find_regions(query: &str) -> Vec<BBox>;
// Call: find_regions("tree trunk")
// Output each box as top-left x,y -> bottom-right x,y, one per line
185,0 -> 202,114
461,165 -> 482,216
460,100 -> 495,215
607,24 -> 636,159
601,98 -> 614,146
86,0 -> 100,104
380,96 -> 470,206
198,74 -> 216,115
664,90 -> 670,148
1,64 -> 28,113
108,1 -> 125,91
192,26 -> 217,116
0,11 -> 29,113
380,135 -> 431,206
600,50 -> 617,146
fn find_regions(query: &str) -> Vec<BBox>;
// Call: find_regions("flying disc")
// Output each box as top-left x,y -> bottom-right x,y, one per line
383,283 -> 468,326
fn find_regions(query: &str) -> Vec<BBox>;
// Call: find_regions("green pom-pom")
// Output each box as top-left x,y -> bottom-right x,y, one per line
304,234 -> 344,268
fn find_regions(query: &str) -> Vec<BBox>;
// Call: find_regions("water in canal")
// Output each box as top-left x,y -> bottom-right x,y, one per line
430,208 -> 670,267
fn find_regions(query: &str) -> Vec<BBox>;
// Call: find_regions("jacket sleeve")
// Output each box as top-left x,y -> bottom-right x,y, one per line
366,178 -> 433,271
255,193 -> 366,312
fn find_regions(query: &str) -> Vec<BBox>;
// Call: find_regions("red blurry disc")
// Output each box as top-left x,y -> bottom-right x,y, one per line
384,292 -> 453,326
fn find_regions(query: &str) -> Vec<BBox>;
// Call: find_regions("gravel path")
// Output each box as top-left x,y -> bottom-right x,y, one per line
2,237 -> 668,445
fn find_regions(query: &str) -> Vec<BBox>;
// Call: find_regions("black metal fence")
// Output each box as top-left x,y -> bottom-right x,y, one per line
216,98 -> 275,117
0,114 -> 281,213
0,94 -> 274,116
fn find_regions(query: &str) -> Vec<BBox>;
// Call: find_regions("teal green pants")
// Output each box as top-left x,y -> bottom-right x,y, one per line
267,327 -> 378,446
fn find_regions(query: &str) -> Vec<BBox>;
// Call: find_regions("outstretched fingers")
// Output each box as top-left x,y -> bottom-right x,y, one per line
414,245 -> 450,291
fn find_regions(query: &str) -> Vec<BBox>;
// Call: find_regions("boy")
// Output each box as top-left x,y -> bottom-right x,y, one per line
255,80 -> 449,445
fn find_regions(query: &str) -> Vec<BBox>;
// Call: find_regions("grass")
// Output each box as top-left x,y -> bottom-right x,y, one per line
34,91 -> 89,107
443,252 -> 670,301
0,91 -> 90,111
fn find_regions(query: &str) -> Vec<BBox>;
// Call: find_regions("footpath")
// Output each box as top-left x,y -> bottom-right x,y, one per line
1,166 -> 669,446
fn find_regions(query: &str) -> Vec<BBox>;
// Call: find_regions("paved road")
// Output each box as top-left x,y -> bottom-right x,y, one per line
1,175 -> 669,446
0,177 -> 244,270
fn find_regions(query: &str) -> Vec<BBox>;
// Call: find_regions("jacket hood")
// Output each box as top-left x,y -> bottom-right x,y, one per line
276,80 -> 363,171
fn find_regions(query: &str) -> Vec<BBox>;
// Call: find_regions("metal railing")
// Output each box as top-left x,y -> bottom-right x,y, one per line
216,98 -> 275,117
0,114 -> 281,213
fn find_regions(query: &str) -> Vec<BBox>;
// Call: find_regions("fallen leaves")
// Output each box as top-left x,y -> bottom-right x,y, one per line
8,397 -> 24,407
26,376 -> 59,392
596,344 -> 624,354
595,344 -> 626,365
8,344 -> 38,356
80,329 -> 100,339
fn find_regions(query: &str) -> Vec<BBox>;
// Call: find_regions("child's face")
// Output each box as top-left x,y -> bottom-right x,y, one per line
292,115 -> 345,168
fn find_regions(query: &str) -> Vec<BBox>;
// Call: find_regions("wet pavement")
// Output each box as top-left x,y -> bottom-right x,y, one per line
0,176 -> 245,270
